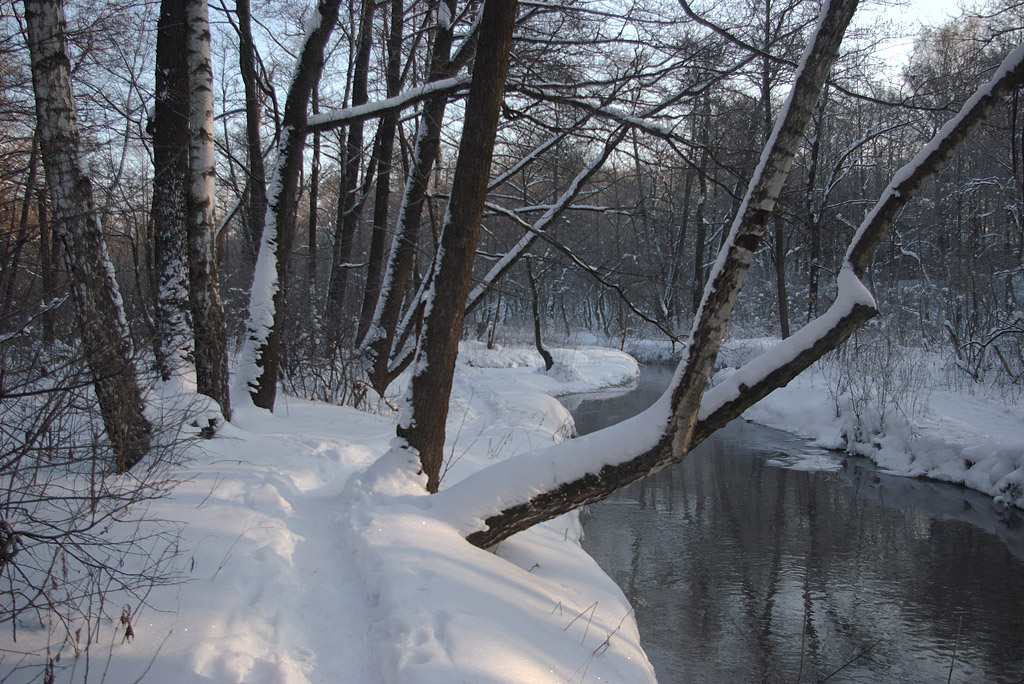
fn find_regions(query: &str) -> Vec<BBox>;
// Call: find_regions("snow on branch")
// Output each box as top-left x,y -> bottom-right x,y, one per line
425,0 -> 861,548
845,42 -> 1024,276
307,76 -> 471,132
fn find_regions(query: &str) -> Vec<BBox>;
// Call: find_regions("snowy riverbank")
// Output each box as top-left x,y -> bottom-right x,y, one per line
10,338 -> 1021,683
723,338 -> 1024,511
7,343 -> 654,684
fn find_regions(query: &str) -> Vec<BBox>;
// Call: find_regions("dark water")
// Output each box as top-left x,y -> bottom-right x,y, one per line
572,365 -> 1024,684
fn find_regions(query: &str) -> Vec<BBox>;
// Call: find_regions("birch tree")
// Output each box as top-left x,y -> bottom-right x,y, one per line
24,0 -> 151,472
184,0 -> 231,419
433,18 -> 1024,549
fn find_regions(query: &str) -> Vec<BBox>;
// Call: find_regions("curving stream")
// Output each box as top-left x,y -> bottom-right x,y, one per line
571,365 -> 1024,684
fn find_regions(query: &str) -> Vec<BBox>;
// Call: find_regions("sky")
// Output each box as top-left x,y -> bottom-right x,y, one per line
855,0 -> 973,74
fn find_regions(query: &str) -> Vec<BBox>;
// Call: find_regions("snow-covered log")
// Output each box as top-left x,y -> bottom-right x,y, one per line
440,24 -> 1024,551
427,0 -> 860,545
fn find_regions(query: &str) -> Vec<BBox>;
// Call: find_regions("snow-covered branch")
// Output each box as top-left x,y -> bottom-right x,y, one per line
307,75 -> 471,132
427,0 -> 861,547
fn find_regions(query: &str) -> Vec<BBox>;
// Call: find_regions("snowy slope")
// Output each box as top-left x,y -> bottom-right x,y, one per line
4,344 -> 652,684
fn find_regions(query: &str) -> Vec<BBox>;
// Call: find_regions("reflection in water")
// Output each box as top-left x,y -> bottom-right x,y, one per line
574,366 -> 1024,684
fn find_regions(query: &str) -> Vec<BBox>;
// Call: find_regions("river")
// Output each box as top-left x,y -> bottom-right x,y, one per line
570,364 -> 1024,683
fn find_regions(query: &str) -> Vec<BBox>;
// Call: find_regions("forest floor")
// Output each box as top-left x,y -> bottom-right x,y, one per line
6,338 -> 1022,683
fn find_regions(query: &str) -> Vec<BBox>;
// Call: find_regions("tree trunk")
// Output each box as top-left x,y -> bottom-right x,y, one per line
364,0 -> 458,392
25,0 -> 152,472
240,0 -> 343,410
526,256 -> 553,371
324,0 -> 375,349
185,0 -> 231,419
1,133 -> 38,323
151,0 -> 191,382
806,94 -> 824,323
774,213 -> 790,338
307,89 -> 320,320
38,187 -> 56,346
236,0 -> 267,271
397,0 -> 519,493
691,95 -> 711,316
356,0 -> 403,346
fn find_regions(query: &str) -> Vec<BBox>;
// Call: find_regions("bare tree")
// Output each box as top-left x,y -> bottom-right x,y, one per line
439,27 -> 1024,550
24,0 -> 151,472
397,0 -> 520,493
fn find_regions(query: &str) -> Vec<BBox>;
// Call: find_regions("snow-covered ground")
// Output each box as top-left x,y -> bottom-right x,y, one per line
6,343 -> 653,684
7,338 -> 1021,683
729,339 -> 1024,511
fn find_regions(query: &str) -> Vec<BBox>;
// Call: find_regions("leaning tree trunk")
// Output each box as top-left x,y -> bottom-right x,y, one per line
363,0 -> 460,393
151,0 -> 191,382
24,0 -> 151,472
440,0 -> 863,546
240,0 -> 343,410
445,26 -> 1024,552
397,0 -> 519,493
185,0 -> 231,420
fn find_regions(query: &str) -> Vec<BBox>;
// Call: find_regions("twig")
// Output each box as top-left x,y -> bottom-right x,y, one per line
947,615 -> 963,684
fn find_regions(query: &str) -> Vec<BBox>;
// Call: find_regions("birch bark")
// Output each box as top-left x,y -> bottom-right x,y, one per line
185,0 -> 231,419
25,0 -> 152,472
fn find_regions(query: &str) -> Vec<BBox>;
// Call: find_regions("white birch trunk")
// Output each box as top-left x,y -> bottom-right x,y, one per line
185,0 -> 231,420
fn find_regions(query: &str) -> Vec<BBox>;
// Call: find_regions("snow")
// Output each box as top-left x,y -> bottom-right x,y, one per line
307,76 -> 470,130
732,339 -> 1024,508
5,344 -> 652,684
9,335 -> 1023,684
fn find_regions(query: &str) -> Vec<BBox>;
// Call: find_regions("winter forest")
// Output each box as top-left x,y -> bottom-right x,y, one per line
2,0 -> 1024,680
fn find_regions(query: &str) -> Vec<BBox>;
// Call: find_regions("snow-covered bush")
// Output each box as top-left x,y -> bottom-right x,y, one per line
0,331 -> 186,671
823,320 -> 932,448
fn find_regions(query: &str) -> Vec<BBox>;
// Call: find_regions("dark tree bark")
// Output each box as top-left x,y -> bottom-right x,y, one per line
38,187 -> 56,346
324,0 -> 375,349
364,0 -> 459,392
307,88 -> 320,317
242,0 -> 342,410
236,0 -> 267,270
805,92 -> 824,323
151,0 -> 191,383
356,0 -> 404,346
1,133 -> 38,323
773,212 -> 790,338
25,0 -> 152,472
185,0 -> 231,419
397,0 -> 519,493
526,256 -> 554,371
691,95 -> 711,316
